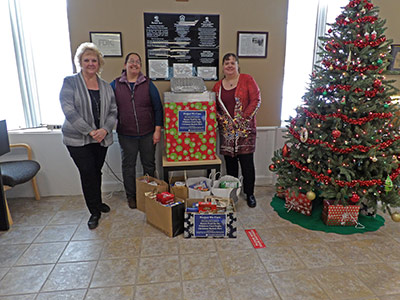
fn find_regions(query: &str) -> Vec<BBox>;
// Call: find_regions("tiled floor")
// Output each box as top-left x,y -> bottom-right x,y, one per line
1,186 -> 400,300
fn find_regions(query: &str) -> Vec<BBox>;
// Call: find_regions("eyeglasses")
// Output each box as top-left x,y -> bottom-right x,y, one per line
127,60 -> 141,65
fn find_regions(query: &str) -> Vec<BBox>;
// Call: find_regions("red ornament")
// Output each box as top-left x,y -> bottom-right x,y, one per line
327,169 -> 332,174
373,79 -> 382,88
332,129 -> 341,139
282,144 -> 290,157
350,193 -> 360,203
269,164 -> 276,171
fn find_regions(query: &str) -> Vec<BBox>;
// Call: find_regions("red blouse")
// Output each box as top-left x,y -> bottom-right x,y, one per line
221,85 -> 236,118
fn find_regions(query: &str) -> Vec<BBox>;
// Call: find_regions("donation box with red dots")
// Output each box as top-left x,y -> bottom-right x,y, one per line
164,92 -> 217,162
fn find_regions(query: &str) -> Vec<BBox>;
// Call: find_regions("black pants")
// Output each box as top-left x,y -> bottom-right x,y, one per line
67,143 -> 108,216
224,153 -> 255,196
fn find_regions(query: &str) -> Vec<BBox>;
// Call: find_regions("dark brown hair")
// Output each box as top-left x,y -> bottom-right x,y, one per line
124,52 -> 142,65
122,52 -> 142,73
222,53 -> 239,64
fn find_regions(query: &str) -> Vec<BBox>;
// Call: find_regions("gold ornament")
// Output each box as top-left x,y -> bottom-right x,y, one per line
307,158 -> 312,163
391,212 -> 400,222
306,191 -> 316,201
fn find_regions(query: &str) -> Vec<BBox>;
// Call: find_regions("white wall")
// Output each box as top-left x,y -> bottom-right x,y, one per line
1,127 -> 285,198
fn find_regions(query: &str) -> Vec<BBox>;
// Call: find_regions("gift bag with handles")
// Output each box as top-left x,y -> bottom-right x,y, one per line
186,176 -> 212,199
136,174 -> 168,212
211,173 -> 242,204
169,171 -> 189,200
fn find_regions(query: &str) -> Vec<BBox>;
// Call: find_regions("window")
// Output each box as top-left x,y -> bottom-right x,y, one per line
0,0 -> 72,130
281,0 -> 349,125
0,1 -> 25,130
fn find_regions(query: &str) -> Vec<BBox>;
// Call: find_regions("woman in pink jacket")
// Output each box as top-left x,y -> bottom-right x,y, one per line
212,53 -> 261,207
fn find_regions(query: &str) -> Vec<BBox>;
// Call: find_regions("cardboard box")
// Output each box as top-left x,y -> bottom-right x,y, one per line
321,199 -> 360,226
146,195 -> 185,237
198,202 -> 217,213
164,92 -> 217,162
184,198 -> 237,238
156,192 -> 175,204
285,189 -> 312,216
136,176 -> 169,212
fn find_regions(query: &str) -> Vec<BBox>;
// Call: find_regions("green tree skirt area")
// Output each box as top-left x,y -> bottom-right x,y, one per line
271,195 -> 385,234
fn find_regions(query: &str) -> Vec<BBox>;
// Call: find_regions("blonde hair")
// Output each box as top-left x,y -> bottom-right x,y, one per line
74,42 -> 105,74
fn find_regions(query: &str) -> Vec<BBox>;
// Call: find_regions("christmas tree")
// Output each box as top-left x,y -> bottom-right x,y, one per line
270,0 -> 400,221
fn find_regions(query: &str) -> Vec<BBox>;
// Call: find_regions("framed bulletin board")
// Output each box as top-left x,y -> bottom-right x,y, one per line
90,32 -> 123,57
144,13 -> 220,80
237,31 -> 268,58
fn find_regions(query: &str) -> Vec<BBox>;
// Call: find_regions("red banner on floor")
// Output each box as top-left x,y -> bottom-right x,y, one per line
245,229 -> 266,249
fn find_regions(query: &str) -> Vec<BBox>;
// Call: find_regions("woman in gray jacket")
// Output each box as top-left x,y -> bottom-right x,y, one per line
60,42 -> 117,229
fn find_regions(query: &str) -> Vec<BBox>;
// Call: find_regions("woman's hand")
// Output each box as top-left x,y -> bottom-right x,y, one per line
153,126 -> 162,144
90,128 -> 107,143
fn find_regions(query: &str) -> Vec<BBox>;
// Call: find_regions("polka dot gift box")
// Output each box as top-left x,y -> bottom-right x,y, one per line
321,199 -> 360,226
164,92 -> 217,162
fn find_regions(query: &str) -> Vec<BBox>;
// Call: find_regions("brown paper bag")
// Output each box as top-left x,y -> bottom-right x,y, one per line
146,195 -> 185,237
136,175 -> 168,212
169,175 -> 188,200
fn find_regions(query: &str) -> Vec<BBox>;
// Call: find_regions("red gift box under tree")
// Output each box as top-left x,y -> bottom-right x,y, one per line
285,189 -> 312,216
321,199 -> 360,226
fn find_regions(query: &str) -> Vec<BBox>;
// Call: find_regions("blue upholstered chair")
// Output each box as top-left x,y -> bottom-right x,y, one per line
0,143 -> 40,225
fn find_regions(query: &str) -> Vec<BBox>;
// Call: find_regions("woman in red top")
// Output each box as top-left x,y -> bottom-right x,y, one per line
212,53 -> 261,207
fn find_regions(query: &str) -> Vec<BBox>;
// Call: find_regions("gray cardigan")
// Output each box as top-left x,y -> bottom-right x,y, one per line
60,72 -> 117,147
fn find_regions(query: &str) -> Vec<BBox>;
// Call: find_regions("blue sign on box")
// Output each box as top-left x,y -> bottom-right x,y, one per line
178,110 -> 206,132
194,214 -> 226,237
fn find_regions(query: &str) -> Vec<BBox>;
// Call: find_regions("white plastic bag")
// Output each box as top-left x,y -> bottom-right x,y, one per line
186,176 -> 212,199
211,174 -> 242,204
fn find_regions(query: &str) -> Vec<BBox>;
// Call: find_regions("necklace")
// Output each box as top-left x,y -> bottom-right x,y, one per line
226,75 -> 239,87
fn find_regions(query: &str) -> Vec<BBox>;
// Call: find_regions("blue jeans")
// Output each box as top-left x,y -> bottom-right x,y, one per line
118,133 -> 156,199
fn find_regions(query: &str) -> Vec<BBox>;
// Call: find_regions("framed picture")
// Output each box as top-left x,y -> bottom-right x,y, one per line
388,44 -> 400,71
89,32 -> 122,57
237,31 -> 268,58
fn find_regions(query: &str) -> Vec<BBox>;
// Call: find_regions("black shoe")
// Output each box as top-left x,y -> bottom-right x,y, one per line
99,203 -> 110,213
88,214 -> 100,230
247,195 -> 257,208
128,197 -> 137,209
